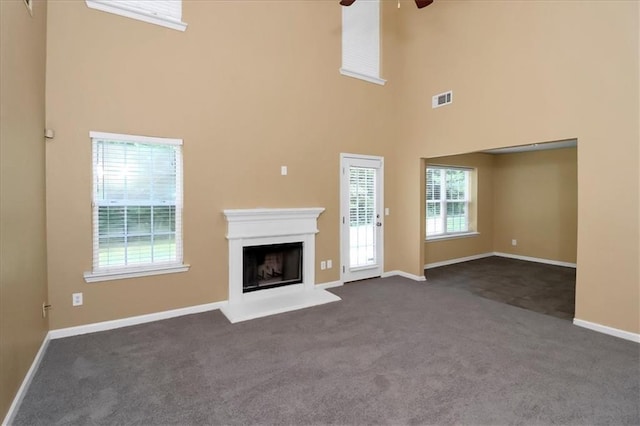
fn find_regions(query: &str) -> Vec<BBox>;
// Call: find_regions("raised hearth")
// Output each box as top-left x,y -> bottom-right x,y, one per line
221,208 -> 340,323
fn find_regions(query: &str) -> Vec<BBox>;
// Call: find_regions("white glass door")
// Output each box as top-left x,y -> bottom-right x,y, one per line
340,154 -> 383,282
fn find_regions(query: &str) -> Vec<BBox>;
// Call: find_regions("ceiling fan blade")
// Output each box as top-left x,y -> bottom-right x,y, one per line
415,0 -> 434,8
339,0 -> 356,5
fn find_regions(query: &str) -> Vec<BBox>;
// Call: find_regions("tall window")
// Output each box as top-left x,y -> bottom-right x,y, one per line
90,132 -> 183,274
426,166 -> 471,238
341,0 -> 386,85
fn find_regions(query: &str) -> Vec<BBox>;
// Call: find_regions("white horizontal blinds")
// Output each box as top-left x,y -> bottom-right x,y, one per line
444,168 -> 469,233
342,0 -> 381,81
112,0 -> 182,23
91,133 -> 183,271
426,166 -> 471,237
426,168 -> 443,236
349,166 -> 377,267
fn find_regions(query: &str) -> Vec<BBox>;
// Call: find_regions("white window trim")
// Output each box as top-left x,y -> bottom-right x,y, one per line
84,263 -> 190,283
85,131 -> 188,283
85,0 -> 187,32
339,69 -> 387,86
426,231 -> 480,242
89,131 -> 182,146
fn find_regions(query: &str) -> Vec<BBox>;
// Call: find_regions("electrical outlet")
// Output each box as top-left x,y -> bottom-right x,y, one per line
511,239 -> 517,246
327,259 -> 332,269
320,261 -> 326,270
72,293 -> 83,306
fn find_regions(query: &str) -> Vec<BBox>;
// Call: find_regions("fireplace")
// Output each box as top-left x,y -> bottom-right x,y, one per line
243,242 -> 303,292
221,208 -> 341,323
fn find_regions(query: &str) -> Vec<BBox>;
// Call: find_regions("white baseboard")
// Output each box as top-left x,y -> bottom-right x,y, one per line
573,319 -> 640,343
493,252 -> 576,268
49,301 -> 228,340
425,253 -> 494,270
315,280 -> 343,290
424,252 -> 577,270
381,270 -> 427,282
2,332 -> 51,426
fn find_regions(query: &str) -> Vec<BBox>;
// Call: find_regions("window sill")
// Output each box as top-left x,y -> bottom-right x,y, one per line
426,231 -> 480,242
84,263 -> 190,283
339,68 -> 386,86
85,0 -> 187,32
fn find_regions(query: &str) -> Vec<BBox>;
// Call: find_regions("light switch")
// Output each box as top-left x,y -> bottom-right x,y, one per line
281,166 -> 288,176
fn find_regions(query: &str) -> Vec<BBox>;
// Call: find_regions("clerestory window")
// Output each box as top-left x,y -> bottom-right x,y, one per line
85,0 -> 187,32
340,0 -> 386,85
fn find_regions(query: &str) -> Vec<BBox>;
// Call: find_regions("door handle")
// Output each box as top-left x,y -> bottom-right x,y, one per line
376,222 -> 382,227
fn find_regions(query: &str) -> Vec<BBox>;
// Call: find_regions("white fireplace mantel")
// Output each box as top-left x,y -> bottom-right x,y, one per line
220,207 -> 340,323
224,207 -> 325,240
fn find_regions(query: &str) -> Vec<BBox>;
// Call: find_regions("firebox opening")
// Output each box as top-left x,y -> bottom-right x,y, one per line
243,242 -> 303,293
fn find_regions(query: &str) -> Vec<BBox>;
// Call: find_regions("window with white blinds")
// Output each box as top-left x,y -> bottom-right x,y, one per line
86,131 -> 185,282
341,0 -> 386,85
426,166 -> 472,238
85,0 -> 187,32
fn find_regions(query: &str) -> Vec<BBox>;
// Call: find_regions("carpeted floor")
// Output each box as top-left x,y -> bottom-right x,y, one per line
14,276 -> 639,425
425,256 -> 576,320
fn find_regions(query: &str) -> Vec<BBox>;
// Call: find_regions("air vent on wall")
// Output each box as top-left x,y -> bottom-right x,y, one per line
432,90 -> 453,108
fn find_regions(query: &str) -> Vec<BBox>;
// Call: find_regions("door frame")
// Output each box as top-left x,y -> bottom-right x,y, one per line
339,153 -> 384,283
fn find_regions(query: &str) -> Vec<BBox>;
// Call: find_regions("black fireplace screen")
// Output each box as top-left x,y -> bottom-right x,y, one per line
242,242 -> 303,292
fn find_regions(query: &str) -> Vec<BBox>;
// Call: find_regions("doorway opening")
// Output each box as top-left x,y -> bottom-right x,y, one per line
423,139 -> 578,320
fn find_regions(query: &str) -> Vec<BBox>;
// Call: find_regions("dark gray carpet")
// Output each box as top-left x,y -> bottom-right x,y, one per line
14,277 -> 639,425
425,256 -> 576,320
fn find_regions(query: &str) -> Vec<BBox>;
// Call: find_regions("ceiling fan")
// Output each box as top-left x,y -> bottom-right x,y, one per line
340,0 -> 434,8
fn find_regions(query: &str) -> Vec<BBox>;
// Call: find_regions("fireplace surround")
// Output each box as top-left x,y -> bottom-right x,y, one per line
221,208 -> 341,323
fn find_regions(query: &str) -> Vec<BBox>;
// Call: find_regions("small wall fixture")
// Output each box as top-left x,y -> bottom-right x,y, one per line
432,90 -> 453,108
44,129 -> 55,139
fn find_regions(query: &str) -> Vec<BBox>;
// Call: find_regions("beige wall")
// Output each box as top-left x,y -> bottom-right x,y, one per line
391,1 -> 639,333
0,0 -> 49,420
493,147 -> 577,263
44,1 -> 402,329
43,1 -> 639,335
0,0 -> 635,415
424,153 -> 494,265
